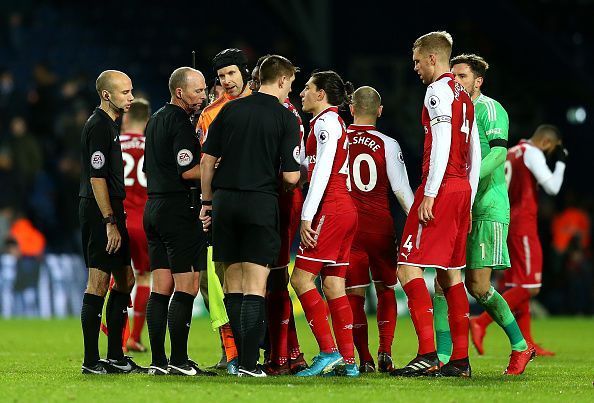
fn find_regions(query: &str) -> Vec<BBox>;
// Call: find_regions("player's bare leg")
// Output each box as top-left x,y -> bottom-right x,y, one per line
391,265 -> 439,377
435,269 -> 471,377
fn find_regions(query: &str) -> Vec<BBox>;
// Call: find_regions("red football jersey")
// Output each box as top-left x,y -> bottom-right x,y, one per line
301,106 -> 354,221
347,124 -> 413,235
506,140 -> 539,236
120,132 -> 148,213
421,73 -> 474,196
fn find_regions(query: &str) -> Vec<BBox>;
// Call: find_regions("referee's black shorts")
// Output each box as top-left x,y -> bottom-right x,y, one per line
143,193 -> 207,273
212,189 -> 280,267
79,197 -> 131,273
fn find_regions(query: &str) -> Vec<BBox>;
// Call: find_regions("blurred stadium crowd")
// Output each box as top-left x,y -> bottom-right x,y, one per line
0,2 -> 591,318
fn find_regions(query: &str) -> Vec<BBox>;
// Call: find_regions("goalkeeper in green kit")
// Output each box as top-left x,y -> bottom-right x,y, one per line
433,54 -> 536,375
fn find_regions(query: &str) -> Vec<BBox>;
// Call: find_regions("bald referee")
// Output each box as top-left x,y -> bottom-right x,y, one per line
200,55 -> 301,377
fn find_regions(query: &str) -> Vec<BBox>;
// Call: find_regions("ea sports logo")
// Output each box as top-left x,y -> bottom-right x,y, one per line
91,151 -> 105,169
177,149 -> 193,166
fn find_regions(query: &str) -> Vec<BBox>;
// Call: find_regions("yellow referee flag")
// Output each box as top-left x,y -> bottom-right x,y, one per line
207,246 -> 228,330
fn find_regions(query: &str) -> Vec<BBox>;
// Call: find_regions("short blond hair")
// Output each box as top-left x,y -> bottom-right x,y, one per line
352,86 -> 381,117
413,31 -> 453,61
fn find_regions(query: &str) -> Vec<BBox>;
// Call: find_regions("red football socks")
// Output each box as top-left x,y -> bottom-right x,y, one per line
376,287 -> 397,355
328,295 -> 355,365
130,285 -> 150,342
347,294 -> 372,363
443,282 -> 469,361
403,278 -> 435,355
298,289 -> 336,353
266,290 -> 291,365
515,296 -> 534,344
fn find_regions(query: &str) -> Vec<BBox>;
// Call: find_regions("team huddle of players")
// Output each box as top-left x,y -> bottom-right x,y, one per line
121,30 -> 566,378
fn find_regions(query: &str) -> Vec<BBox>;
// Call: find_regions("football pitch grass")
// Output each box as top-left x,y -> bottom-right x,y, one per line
0,317 -> 592,402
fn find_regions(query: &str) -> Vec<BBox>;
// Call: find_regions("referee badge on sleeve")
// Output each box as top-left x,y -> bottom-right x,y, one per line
177,149 -> 193,166
91,151 -> 105,169
293,146 -> 300,163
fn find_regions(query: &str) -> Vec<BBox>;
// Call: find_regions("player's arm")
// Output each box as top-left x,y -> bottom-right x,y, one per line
88,123 -> 120,254
300,119 -> 341,247
479,103 -> 509,179
385,138 -> 414,215
523,145 -> 566,195
468,115 -> 481,207
199,109 -> 226,230
173,120 -> 201,181
280,112 -> 301,190
420,83 -> 454,222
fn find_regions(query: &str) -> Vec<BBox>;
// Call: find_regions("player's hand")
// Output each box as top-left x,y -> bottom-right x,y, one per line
199,205 -> 213,232
300,220 -> 318,249
106,223 -> 121,254
553,144 -> 568,163
418,196 -> 435,224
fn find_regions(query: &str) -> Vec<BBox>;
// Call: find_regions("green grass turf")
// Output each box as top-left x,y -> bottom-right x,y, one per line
0,316 -> 592,402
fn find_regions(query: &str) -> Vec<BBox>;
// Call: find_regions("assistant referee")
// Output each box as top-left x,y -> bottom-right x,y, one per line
200,55 -> 301,377
143,67 -> 215,376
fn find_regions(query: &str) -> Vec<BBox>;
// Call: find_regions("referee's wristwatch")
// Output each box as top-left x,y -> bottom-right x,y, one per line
201,200 -> 212,206
102,214 -> 117,225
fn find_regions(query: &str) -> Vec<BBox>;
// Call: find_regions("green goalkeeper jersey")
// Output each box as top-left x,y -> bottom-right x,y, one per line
472,94 -> 510,224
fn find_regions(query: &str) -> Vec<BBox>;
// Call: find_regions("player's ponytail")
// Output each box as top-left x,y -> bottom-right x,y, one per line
311,70 -> 353,110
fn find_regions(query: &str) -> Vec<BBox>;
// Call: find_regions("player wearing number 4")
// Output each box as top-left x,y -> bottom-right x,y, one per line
432,54 -> 535,376
391,32 -> 481,378
120,99 -> 151,352
345,86 -> 414,373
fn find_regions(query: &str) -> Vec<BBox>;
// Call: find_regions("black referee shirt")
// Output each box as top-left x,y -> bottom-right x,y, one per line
144,103 -> 200,195
79,107 -> 125,199
202,92 -> 300,196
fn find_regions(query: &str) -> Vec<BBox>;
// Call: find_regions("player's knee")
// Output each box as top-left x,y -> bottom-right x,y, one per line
290,272 -> 305,293
433,277 -> 444,295
322,276 -> 345,300
528,287 -> 540,297
346,286 -> 366,297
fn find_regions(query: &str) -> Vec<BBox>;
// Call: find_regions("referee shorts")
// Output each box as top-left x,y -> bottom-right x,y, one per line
144,194 -> 207,274
79,197 -> 131,273
212,189 -> 280,267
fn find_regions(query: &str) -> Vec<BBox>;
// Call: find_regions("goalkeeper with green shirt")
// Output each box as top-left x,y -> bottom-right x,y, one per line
433,54 -> 536,375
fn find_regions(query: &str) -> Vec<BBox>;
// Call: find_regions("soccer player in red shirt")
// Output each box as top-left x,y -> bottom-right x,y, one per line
120,98 -> 151,352
290,70 -> 359,377
249,56 -> 308,375
472,125 -> 566,356
391,32 -> 481,377
345,86 -> 414,373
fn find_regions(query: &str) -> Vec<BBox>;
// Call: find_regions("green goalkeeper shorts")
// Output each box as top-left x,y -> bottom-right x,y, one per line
466,220 -> 510,270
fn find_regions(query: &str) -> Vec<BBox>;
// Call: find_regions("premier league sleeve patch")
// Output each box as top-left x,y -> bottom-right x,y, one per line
318,130 -> 329,144
177,149 -> 193,166
91,151 -> 105,169
428,95 -> 440,109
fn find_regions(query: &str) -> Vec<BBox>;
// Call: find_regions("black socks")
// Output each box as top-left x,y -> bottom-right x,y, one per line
168,291 -> 196,366
240,295 -> 265,371
146,292 -> 170,366
81,293 -> 104,366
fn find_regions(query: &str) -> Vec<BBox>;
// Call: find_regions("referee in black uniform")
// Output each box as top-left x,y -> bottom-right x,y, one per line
79,70 -> 144,374
143,67 -> 215,376
200,55 -> 301,377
